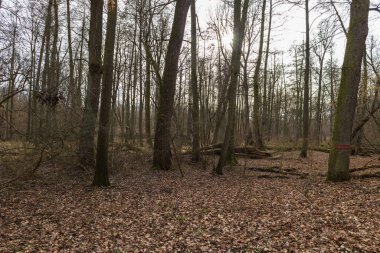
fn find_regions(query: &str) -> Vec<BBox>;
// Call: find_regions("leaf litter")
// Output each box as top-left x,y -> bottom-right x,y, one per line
0,151 -> 379,252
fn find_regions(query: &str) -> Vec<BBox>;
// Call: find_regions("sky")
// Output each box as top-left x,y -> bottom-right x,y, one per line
195,0 -> 380,64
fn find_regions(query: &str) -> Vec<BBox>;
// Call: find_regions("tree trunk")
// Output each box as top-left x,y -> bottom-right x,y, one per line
78,0 -> 104,167
328,0 -> 369,182
191,0 -> 200,162
252,0 -> 266,149
214,0 -> 249,175
66,0 -> 75,108
300,0 -> 310,158
94,0 -> 117,187
262,0 -> 272,141
152,0 -> 191,170
145,0 -> 153,147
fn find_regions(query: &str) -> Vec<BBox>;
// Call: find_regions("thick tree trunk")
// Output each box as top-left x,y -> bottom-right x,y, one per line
328,0 -> 369,182
152,0 -> 191,170
94,0 -> 117,187
78,0 -> 104,167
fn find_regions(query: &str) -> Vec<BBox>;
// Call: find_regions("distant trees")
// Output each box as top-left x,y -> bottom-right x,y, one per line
0,0 -> 379,185
328,0 -> 370,181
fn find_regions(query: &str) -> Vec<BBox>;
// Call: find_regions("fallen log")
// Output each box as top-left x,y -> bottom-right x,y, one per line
196,144 -> 272,159
247,166 -> 309,177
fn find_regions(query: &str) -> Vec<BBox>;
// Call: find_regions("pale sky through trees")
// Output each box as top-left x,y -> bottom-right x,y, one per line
196,0 -> 380,64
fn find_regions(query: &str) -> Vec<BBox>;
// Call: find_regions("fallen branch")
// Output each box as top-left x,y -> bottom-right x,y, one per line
350,164 -> 380,173
193,144 -> 272,159
247,166 -> 309,177
353,172 -> 380,179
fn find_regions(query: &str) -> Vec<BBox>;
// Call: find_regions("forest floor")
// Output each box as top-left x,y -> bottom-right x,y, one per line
0,150 -> 380,252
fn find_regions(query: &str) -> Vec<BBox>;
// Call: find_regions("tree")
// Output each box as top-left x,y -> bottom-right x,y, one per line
78,0 -> 104,168
252,0 -> 266,149
262,0 -> 273,141
152,0 -> 191,170
214,0 -> 250,175
191,0 -> 200,162
93,0 -> 118,187
300,0 -> 310,158
66,0 -> 75,109
328,0 -> 369,182
313,19 -> 335,145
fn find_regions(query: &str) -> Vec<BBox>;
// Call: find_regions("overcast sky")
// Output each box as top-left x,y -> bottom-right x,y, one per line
195,0 -> 380,64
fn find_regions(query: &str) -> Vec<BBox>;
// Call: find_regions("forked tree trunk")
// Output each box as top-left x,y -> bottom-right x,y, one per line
328,0 -> 369,182
152,0 -> 191,170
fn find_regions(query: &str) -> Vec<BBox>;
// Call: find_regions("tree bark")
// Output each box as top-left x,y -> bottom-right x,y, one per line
252,0 -> 266,149
214,0 -> 250,175
300,0 -> 310,158
328,0 -> 369,182
94,0 -> 117,187
152,0 -> 191,170
78,0 -> 104,167
191,0 -> 200,162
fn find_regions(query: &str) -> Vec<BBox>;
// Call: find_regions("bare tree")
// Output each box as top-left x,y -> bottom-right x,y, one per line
152,0 -> 191,170
214,0 -> 250,175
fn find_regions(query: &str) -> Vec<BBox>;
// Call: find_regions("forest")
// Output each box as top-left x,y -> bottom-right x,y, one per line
0,0 -> 380,251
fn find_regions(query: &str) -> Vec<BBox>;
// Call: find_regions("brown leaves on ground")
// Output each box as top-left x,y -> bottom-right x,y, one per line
0,151 -> 379,252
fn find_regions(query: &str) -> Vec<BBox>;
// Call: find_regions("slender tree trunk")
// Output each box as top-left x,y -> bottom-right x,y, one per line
214,0 -> 249,174
138,13 -> 144,147
252,0 -> 266,149
262,0 -> 272,141
145,0 -> 153,147
300,0 -> 310,158
353,47 -> 368,154
191,0 -> 200,162
7,26 -> 17,140
66,0 -> 75,108
242,60 -> 252,144
315,52 -> 326,145
328,0 -> 369,182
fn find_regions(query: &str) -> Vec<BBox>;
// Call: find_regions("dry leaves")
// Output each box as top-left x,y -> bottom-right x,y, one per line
0,152 -> 379,252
